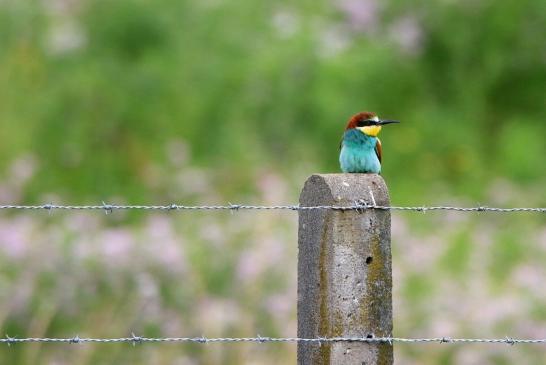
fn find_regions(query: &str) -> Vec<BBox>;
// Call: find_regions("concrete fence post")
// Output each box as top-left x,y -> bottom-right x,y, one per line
297,174 -> 393,365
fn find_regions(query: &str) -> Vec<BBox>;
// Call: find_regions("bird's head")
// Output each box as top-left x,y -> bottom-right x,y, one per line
345,111 -> 399,137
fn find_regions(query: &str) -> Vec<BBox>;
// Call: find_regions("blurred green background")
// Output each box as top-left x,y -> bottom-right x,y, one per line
1,0 -> 545,364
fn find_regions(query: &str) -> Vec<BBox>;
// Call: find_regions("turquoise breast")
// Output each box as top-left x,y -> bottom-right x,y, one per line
339,129 -> 381,173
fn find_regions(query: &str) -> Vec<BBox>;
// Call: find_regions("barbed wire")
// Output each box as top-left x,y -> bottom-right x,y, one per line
1,335 -> 545,346
0,203 -> 544,213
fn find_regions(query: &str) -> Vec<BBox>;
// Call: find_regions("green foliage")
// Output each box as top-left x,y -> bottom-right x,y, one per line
0,0 -> 544,202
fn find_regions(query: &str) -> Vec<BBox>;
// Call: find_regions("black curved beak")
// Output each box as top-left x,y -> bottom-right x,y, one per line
378,120 -> 400,125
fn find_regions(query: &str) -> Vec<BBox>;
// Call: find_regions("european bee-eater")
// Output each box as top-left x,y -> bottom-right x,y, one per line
339,111 -> 399,174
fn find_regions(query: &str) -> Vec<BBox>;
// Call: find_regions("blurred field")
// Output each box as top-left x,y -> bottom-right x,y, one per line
1,0 -> 546,364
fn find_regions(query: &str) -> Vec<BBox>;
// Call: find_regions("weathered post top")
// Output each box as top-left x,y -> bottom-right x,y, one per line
297,174 -> 393,365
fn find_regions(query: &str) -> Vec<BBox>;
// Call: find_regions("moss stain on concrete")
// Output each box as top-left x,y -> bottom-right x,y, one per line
318,213 -> 331,363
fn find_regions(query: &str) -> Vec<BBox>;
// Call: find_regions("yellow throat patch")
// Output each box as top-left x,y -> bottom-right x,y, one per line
359,125 -> 382,137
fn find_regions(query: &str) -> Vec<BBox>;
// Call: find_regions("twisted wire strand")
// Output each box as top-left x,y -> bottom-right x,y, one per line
1,335 -> 545,345
0,204 -> 544,213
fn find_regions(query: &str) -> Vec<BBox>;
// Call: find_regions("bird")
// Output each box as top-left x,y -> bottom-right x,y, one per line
339,111 -> 399,174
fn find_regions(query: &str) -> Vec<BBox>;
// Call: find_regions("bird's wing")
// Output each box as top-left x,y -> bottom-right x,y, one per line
375,138 -> 382,163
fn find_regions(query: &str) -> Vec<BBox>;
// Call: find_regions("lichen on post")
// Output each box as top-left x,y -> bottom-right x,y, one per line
297,174 -> 393,365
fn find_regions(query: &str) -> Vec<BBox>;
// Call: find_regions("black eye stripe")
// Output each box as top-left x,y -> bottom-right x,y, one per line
356,120 -> 378,127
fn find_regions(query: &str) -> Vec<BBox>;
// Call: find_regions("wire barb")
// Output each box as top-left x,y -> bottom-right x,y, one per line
102,201 -> 113,215
368,188 -> 377,208
228,203 -> 241,215
354,199 -> 368,214
44,203 -> 53,215
4,334 -> 15,347
131,333 -> 142,347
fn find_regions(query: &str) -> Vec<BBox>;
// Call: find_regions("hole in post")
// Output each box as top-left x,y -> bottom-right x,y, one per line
366,256 -> 373,265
